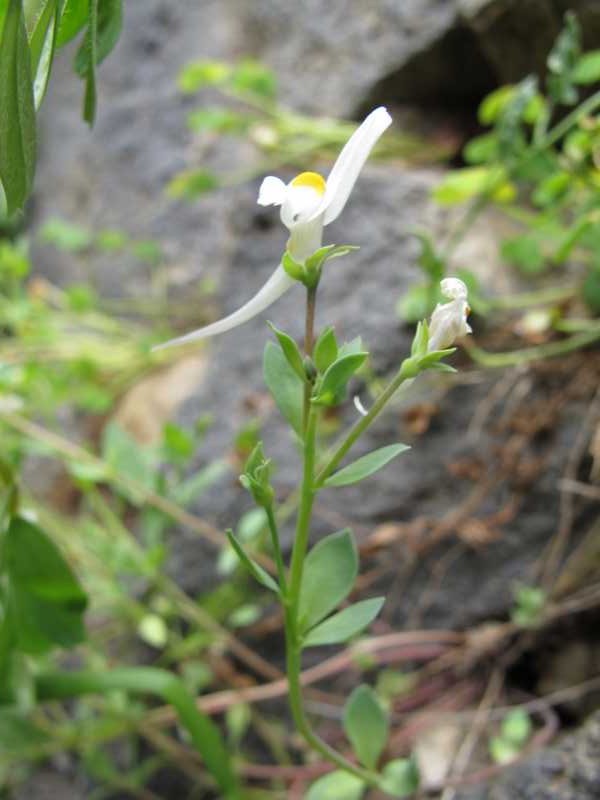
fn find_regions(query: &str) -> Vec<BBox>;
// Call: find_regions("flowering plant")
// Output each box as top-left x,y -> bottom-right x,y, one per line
159,108 -> 472,797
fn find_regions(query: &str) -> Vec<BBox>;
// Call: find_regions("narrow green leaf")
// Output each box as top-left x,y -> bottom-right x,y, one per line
323,444 -> 410,489
313,351 -> 367,406
27,0 -> 59,108
263,340 -> 303,436
80,0 -> 97,124
0,0 -> 37,214
343,684 -> 388,769
307,771 -> 365,800
299,529 -> 357,632
303,597 -> 384,647
226,529 -> 279,594
314,326 -> 338,373
268,322 -> 305,380
74,0 -> 121,74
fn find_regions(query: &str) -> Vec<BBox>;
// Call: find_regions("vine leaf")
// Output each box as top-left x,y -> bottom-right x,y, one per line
0,0 -> 37,214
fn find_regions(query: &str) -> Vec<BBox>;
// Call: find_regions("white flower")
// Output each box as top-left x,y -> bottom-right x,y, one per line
427,278 -> 472,352
155,107 -> 392,349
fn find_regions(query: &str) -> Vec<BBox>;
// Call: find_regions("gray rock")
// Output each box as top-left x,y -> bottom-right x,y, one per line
240,0 -> 600,116
457,711 -> 600,799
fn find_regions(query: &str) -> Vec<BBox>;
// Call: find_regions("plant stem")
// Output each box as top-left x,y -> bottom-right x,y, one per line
280,287 -> 381,789
466,327 -> 600,368
266,504 -> 287,595
303,286 -> 317,432
283,404 -> 377,786
315,360 -> 414,486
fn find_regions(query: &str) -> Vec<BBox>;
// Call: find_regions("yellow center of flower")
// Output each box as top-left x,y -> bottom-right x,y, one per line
290,171 -> 326,195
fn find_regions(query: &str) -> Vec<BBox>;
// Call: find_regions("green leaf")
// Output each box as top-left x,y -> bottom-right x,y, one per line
263,340 -> 303,436
74,0 -> 121,73
230,58 -> 276,98
380,758 -> 420,797
463,131 -> 498,164
226,529 -> 279,594
75,0 -> 121,123
573,50 -> 600,84
27,0 -> 60,109
478,85 -> 516,125
268,322 -> 305,380
56,0 -> 89,47
314,326 -> 338,373
187,107 -> 248,135
0,0 -> 37,215
178,59 -> 231,92
313,352 -> 368,406
303,597 -> 384,647
547,11 -> 581,105
500,234 -> 545,274
299,529 -> 357,632
323,444 -> 410,489
166,169 -> 219,199
489,735 -> 520,764
40,216 -> 92,250
78,0 -> 97,124
5,516 -> 88,653
433,166 -> 514,205
501,708 -> 532,746
343,684 -> 388,769
307,771 -> 365,800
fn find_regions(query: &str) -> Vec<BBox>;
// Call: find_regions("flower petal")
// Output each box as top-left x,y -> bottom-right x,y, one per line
440,277 -> 468,300
153,265 -> 295,350
257,176 -> 287,206
316,107 -> 392,225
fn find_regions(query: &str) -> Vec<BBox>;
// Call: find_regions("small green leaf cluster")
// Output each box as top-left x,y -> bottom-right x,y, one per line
283,244 -> 359,289
0,0 -> 124,215
264,317 -> 370,429
239,442 -> 274,508
308,680 -> 419,797
489,708 -> 533,765
511,583 -> 546,627
298,529 -> 383,647
400,319 -> 457,379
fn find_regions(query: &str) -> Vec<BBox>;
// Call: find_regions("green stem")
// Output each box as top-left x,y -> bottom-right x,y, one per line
35,668 -> 240,799
303,286 -> 317,433
266,503 -> 287,596
543,89 -> 600,148
466,328 -> 600,368
282,405 -> 377,786
315,360 -> 414,487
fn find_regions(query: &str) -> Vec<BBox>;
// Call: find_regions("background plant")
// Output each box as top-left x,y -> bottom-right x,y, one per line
399,12 -> 600,366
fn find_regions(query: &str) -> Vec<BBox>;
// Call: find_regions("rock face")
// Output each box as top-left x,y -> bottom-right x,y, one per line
457,711 -> 600,800
239,0 -> 600,114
